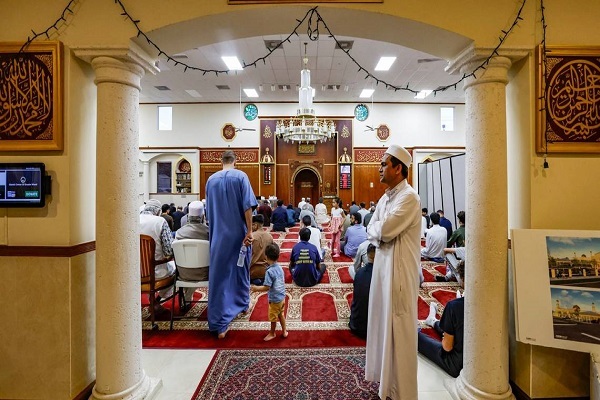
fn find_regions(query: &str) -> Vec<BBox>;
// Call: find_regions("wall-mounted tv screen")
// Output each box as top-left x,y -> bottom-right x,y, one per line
0,163 -> 46,208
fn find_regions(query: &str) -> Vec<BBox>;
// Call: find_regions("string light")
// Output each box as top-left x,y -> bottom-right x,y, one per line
6,0 -> 528,99
540,0 -> 550,168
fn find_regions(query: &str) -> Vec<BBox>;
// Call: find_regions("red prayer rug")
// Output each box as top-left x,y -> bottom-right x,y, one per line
142,237 -> 459,348
191,347 -> 379,400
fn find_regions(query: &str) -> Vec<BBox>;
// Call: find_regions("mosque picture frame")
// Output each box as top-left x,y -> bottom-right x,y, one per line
536,45 -> 600,154
0,41 -> 63,151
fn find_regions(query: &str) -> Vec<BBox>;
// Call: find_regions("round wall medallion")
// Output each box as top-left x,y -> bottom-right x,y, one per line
244,104 -> 258,121
354,104 -> 369,121
377,124 -> 390,142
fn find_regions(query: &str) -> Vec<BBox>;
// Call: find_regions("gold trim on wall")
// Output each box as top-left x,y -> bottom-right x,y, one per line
0,41 -> 63,151
229,0 -> 381,3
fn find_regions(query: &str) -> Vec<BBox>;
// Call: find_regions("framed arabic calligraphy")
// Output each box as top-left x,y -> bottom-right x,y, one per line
537,46 -> 600,153
0,41 -> 63,151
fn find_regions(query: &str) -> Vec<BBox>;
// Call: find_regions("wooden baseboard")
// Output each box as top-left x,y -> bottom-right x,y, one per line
510,381 -> 589,400
73,380 -> 94,400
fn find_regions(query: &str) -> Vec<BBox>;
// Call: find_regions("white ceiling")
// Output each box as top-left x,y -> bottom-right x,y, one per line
139,34 -> 466,104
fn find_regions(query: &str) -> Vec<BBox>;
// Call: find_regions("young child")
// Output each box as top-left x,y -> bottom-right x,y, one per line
250,243 -> 288,341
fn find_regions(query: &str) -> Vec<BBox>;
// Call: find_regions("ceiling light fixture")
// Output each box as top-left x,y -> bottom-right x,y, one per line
185,89 -> 202,98
414,90 -> 433,99
375,57 -> 397,71
276,43 -> 337,144
243,88 -> 259,98
271,84 -> 276,92
360,89 -> 375,98
221,56 -> 243,71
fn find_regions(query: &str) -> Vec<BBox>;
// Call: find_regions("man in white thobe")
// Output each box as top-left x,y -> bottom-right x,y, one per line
365,144 -> 421,400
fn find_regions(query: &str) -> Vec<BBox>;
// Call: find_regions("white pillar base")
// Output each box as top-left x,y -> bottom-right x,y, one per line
90,374 -> 162,400
447,374 -> 514,400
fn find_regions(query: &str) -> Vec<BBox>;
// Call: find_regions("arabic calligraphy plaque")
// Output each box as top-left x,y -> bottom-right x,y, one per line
537,46 -> 600,153
0,41 -> 62,150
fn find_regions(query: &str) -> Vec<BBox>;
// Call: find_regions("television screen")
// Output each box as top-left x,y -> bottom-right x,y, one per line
0,163 -> 46,207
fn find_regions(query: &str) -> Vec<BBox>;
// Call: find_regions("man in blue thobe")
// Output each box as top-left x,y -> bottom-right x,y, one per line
206,150 -> 257,338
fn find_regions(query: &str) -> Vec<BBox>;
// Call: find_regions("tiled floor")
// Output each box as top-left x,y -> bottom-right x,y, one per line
142,348 -> 453,399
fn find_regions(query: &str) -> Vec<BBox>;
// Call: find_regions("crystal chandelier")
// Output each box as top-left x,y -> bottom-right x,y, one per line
275,44 -> 337,144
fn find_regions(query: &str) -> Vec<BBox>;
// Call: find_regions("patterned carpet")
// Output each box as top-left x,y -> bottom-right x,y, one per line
141,225 -> 461,347
191,347 -> 380,400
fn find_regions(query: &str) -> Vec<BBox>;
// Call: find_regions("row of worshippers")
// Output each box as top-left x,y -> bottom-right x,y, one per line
139,199 -> 209,312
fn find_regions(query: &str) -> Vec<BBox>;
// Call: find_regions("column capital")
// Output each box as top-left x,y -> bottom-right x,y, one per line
447,45 -> 528,90
73,42 -> 159,89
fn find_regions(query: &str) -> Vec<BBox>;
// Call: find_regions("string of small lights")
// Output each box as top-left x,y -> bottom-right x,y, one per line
7,0 -> 527,97
19,0 -> 77,53
112,0 -> 527,96
540,0 -> 550,168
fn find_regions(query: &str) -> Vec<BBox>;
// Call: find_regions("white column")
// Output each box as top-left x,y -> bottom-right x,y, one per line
74,46 -> 160,400
142,161 -> 150,202
447,50 -> 515,400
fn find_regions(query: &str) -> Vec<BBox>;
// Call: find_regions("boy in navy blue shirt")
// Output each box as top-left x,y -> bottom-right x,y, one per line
251,243 -> 288,341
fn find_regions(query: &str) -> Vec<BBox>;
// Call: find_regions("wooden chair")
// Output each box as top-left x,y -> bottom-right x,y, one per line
140,234 -> 176,330
170,239 -> 210,330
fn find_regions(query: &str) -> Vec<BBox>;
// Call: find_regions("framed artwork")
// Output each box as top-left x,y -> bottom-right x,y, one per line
536,46 -> 600,153
221,123 -> 236,141
298,143 -> 315,155
377,124 -> 390,142
0,41 -> 63,151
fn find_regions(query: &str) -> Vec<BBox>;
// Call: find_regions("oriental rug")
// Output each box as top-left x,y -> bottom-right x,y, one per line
141,228 -> 460,348
191,347 -> 380,400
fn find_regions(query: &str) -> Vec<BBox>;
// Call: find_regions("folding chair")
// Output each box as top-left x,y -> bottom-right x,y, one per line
170,239 -> 210,330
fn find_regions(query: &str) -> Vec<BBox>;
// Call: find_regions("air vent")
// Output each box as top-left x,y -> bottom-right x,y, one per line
172,53 -> 189,59
325,84 -> 340,91
216,85 -> 231,90
417,58 -> 443,64
264,40 -> 283,52
278,84 -> 291,91
335,41 -> 354,51
154,86 -> 171,91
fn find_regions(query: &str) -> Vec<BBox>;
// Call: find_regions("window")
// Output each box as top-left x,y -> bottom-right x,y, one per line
158,106 -> 172,131
440,107 -> 454,131
156,162 -> 172,193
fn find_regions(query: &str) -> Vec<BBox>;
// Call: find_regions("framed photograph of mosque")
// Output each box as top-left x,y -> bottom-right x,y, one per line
0,41 -> 63,151
512,229 -> 600,353
536,46 -> 600,154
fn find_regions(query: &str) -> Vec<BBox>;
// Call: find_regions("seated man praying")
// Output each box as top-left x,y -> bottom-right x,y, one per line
289,227 -> 326,287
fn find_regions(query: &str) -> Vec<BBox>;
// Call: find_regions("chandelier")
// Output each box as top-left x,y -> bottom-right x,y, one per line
275,44 -> 337,144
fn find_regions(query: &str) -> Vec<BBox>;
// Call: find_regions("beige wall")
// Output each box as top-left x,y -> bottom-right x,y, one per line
2,0 -> 600,398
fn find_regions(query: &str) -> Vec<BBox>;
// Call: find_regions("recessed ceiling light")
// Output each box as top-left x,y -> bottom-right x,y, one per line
359,89 -> 375,98
375,57 -> 396,71
243,88 -> 259,98
414,90 -> 433,99
185,89 -> 202,98
222,56 -> 243,71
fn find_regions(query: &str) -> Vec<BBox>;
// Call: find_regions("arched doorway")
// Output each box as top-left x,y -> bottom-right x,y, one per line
294,168 -> 319,206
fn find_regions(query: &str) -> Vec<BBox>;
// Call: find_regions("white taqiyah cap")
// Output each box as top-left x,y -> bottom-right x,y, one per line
385,144 -> 412,167
188,201 -> 204,218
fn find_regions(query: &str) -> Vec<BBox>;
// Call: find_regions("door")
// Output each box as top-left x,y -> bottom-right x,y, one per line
294,168 -> 319,206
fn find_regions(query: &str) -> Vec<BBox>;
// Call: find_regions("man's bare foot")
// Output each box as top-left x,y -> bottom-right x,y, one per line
217,328 -> 229,339
263,333 -> 277,341
282,331 -> 289,338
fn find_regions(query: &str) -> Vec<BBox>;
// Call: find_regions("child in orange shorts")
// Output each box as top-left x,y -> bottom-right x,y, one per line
250,243 -> 288,341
